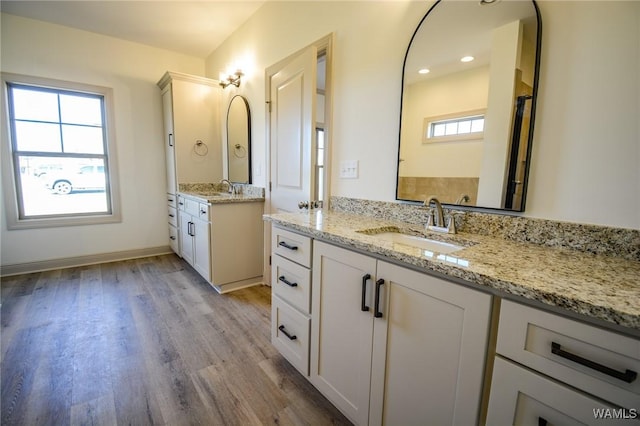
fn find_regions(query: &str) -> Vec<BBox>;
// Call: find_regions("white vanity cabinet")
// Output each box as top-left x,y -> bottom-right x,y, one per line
157,71 -> 221,254
209,202 -> 264,294
178,196 -> 211,280
487,300 -> 640,425
311,240 -> 493,426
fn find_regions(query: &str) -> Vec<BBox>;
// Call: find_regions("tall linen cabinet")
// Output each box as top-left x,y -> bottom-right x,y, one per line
157,72 -> 222,254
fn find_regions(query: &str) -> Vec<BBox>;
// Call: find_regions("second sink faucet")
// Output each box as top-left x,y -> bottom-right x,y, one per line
220,179 -> 236,195
424,196 -> 456,234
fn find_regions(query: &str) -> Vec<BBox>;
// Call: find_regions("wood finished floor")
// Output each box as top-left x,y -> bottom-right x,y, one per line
0,254 -> 352,426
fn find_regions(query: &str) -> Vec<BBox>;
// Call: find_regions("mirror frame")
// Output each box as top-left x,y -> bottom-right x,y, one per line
396,0 -> 542,212
226,94 -> 252,184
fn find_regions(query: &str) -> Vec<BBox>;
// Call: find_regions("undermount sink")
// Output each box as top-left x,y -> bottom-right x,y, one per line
374,232 -> 463,254
193,191 -> 231,197
357,227 -> 465,254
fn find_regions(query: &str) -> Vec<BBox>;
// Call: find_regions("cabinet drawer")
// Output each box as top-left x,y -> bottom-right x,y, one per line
168,224 -> 179,253
198,203 -> 209,221
168,206 -> 178,227
167,193 -> 177,208
272,254 -> 311,315
487,357 -> 630,426
177,195 -> 185,211
272,295 -> 310,376
182,198 -> 210,221
497,300 -> 640,409
272,226 -> 312,268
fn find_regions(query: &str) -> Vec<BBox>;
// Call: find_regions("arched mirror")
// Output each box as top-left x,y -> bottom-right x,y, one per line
397,0 -> 541,211
226,95 -> 251,183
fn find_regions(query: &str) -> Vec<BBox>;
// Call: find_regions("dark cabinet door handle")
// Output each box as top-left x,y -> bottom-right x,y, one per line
278,276 -> 298,287
551,341 -> 637,383
374,278 -> 384,318
278,241 -> 298,251
278,325 -> 297,340
361,274 -> 371,312
538,417 -> 547,426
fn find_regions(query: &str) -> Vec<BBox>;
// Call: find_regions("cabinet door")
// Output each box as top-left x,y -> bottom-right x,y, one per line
161,85 -> 177,195
179,213 -> 194,265
311,241 -> 377,426
192,218 -> 211,280
370,261 -> 492,426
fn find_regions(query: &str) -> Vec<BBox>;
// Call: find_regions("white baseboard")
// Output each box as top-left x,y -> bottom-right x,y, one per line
0,246 -> 173,277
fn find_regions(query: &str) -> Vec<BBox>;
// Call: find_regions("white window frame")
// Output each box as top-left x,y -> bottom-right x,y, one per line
1,73 -> 121,229
423,109 -> 486,144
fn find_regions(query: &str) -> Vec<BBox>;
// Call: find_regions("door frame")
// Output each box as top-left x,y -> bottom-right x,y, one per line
263,33 -> 334,285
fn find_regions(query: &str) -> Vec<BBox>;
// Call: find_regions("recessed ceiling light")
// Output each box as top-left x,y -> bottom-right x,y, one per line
418,68 -> 430,74
460,56 -> 475,63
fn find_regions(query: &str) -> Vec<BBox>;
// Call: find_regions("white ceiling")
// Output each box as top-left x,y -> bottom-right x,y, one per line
0,1 -> 266,58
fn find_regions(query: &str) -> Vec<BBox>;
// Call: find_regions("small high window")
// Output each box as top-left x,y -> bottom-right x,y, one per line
1,73 -> 120,229
423,110 -> 485,143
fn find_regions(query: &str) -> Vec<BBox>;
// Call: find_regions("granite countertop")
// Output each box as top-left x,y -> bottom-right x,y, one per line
179,190 -> 264,204
265,209 -> 640,333
178,183 -> 265,204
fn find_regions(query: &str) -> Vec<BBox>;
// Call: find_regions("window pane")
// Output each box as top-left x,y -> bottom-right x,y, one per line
458,120 -> 471,134
14,121 -> 62,152
471,119 -> 484,132
432,123 -> 446,137
18,156 -> 109,218
445,122 -> 458,135
62,125 -> 105,154
60,94 -> 103,126
317,128 -> 325,149
317,166 -> 324,202
11,88 -> 59,122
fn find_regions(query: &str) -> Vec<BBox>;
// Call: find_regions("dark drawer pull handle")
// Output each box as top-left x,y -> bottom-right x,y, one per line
278,325 -> 297,340
361,273 -> 371,312
538,417 -> 547,426
169,214 -> 175,218
551,342 -> 637,383
278,276 -> 298,287
374,278 -> 384,318
278,241 -> 298,251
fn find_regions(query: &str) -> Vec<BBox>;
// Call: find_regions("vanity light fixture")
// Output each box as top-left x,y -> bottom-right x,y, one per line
460,56 -> 475,63
219,70 -> 243,89
418,68 -> 430,74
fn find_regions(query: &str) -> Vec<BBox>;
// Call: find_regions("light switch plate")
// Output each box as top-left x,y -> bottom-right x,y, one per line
339,160 -> 358,178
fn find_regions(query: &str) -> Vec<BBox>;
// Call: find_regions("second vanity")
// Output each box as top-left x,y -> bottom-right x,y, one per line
175,183 -> 264,293
265,208 -> 640,426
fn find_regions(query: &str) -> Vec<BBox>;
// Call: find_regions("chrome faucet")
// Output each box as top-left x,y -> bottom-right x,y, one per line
424,196 -> 456,234
220,179 -> 236,195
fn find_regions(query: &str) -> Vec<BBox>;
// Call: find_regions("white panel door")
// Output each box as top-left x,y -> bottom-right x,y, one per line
269,46 -> 317,213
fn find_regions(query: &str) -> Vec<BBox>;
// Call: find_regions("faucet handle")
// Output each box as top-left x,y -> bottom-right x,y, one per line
425,211 -> 435,228
446,215 -> 457,234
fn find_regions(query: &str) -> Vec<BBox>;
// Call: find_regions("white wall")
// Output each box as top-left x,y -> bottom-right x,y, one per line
206,0 -> 640,230
0,14 -> 204,267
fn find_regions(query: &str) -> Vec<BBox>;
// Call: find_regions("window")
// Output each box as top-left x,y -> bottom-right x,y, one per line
315,127 -> 325,203
1,73 -> 120,229
423,110 -> 485,143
